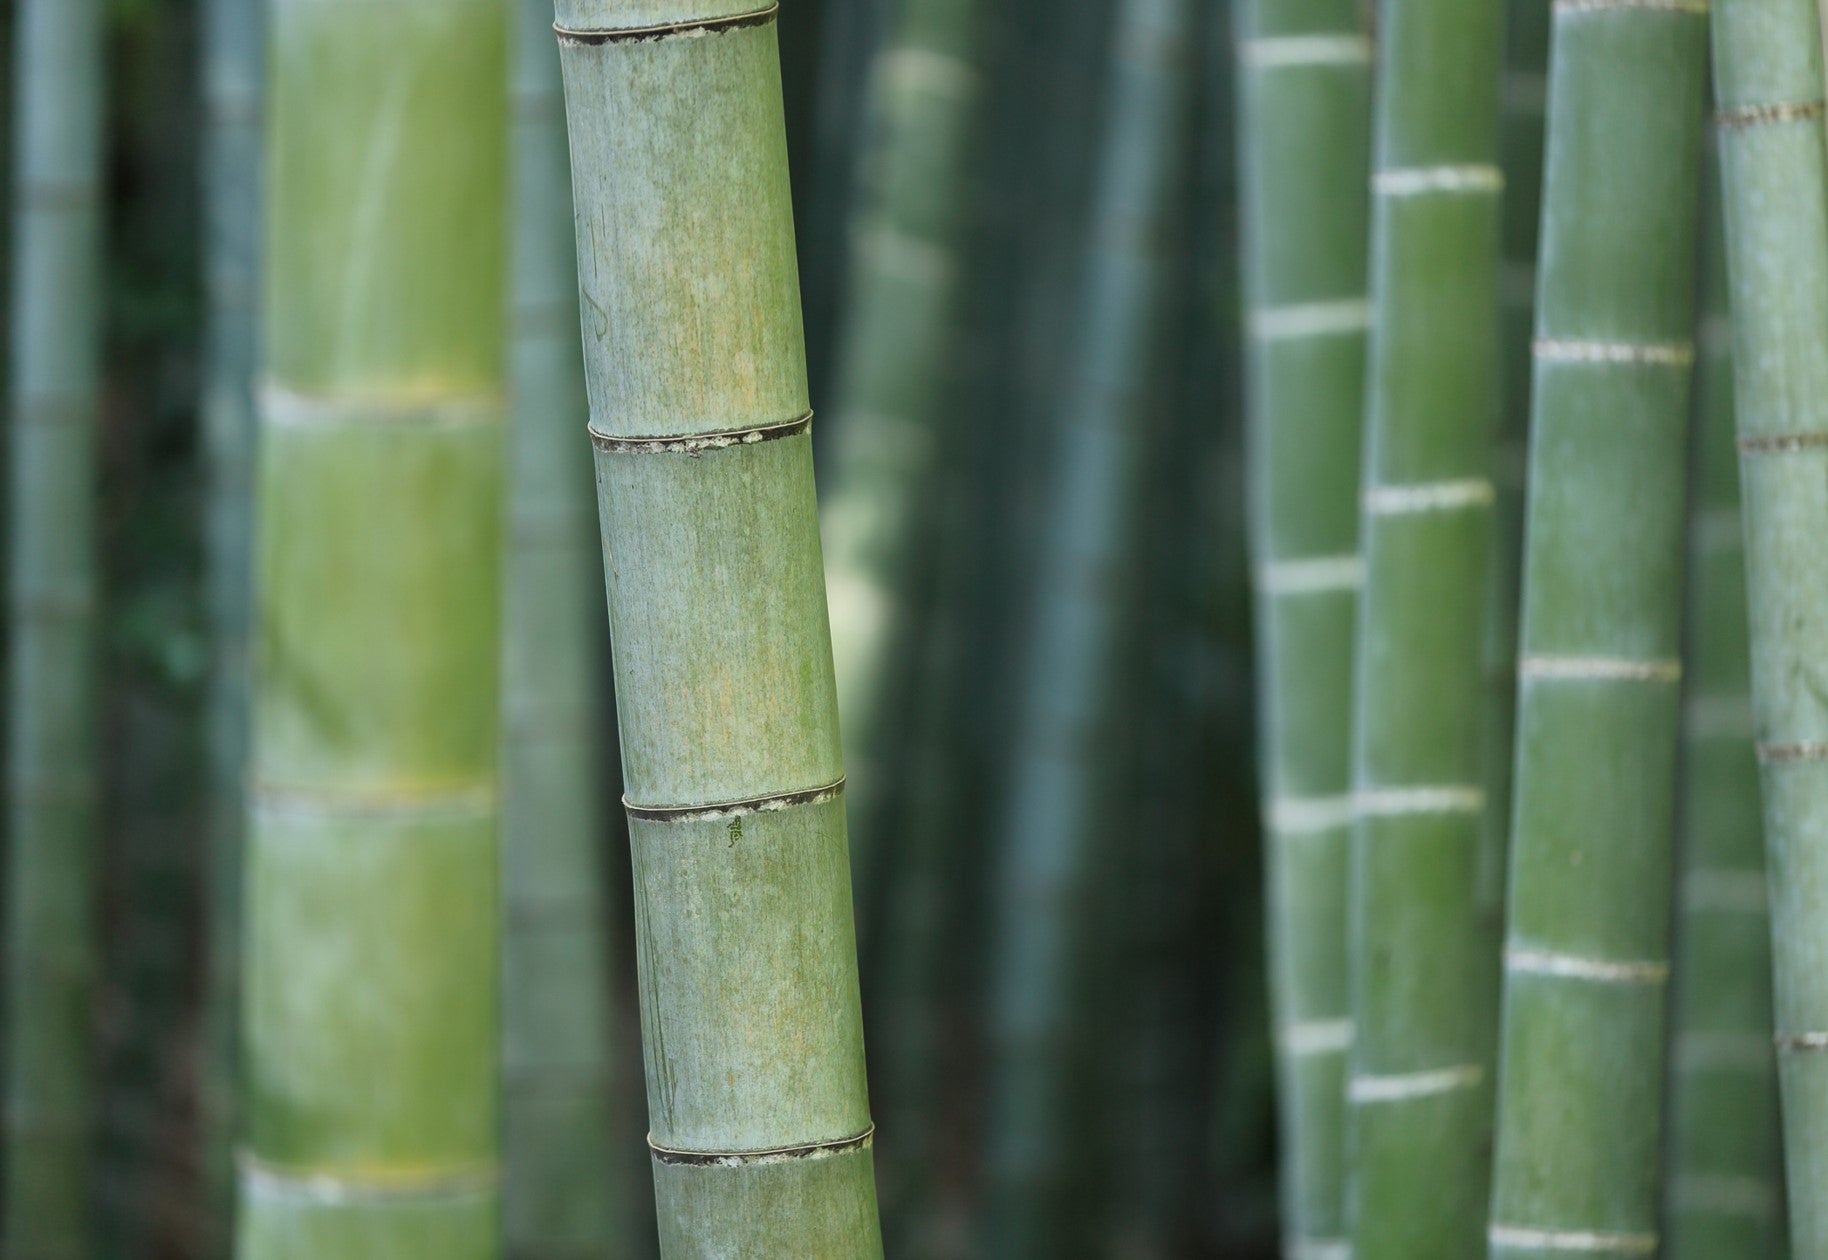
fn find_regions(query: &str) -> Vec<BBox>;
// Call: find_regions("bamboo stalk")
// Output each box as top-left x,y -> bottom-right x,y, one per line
819,0 -> 985,912
552,3 -> 882,1252
1662,142 -> 1786,1260
1347,0 -> 1505,1252
239,0 -> 509,1254
199,0 -> 262,1247
1488,1 -> 1709,1253
982,0 -> 1194,1248
501,0 -> 619,1253
1710,0 -> 1828,1253
1,0 -> 105,1252
1234,0 -> 1372,1251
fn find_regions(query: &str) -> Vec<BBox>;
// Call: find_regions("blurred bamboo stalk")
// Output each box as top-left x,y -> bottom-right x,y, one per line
1662,144 -> 1785,1260
2,0 -> 105,1251
553,2 -> 882,1251
239,0 -> 509,1253
1489,0 -> 1708,1251
501,0 -> 618,1253
1233,0 -> 1372,1252
821,0 -> 986,929
199,0 -> 262,1247
982,0 -> 1193,1247
1347,0 -> 1504,1251
1710,0 -> 1828,1253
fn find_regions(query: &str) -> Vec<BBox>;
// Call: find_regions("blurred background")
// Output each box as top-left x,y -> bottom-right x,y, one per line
0,0 -> 1276,1255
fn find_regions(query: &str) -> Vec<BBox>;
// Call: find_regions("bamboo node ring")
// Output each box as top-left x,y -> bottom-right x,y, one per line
555,3 -> 778,44
590,409 -> 812,455
648,1125 -> 874,1167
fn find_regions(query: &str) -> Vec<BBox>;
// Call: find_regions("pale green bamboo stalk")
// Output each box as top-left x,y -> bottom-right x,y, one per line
1710,1 -> 1828,1253
1488,3 -> 1709,1254
982,0 -> 1193,1248
238,1 -> 509,1254
2,0 -> 105,1253
820,0 -> 984,910
1347,0 -> 1504,1252
1662,142 -> 1786,1260
552,4 -> 881,1252
200,0 -> 263,1247
1234,0 -> 1372,1252
500,1 -> 619,1255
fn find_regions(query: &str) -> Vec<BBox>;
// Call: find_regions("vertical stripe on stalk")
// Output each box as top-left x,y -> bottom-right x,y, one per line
1347,0 -> 1505,1252
501,0 -> 618,1253
553,4 -> 883,1252
1710,0 -> 1828,1252
239,1 -> 510,1255
1235,0 -> 1371,1247
1662,146 -> 1785,1260
2,0 -> 105,1253
1490,0 -> 1708,1251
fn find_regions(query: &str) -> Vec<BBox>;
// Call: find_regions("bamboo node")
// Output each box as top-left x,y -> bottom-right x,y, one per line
1267,794 -> 1357,833
1363,478 -> 1494,515
1756,740 -> 1828,763
648,1125 -> 874,1167
1347,1064 -> 1483,1103
1248,298 -> 1371,340
1504,947 -> 1669,984
1256,554 -> 1363,596
1488,1224 -> 1657,1254
1553,0 -> 1707,14
1354,785 -> 1485,817
1716,99 -> 1828,130
1532,338 -> 1694,367
1775,1031 -> 1828,1054
1276,1019 -> 1353,1056
1238,34 -> 1372,70
1736,430 -> 1828,455
589,409 -> 812,455
237,1153 -> 499,1204
1518,655 -> 1681,683
623,776 -> 845,823
553,4 -> 777,44
1371,165 -> 1503,197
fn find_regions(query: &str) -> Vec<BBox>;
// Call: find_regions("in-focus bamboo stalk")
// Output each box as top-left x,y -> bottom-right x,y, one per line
1710,0 -> 1828,1252
1347,0 -> 1504,1252
1,0 -> 105,1253
239,0 -> 509,1254
982,0 -> 1193,1248
199,0 -> 262,1246
501,0 -> 618,1253
1488,1 -> 1708,1252
1234,0 -> 1372,1252
552,3 -> 882,1251
819,0 -> 985,912
1662,142 -> 1786,1260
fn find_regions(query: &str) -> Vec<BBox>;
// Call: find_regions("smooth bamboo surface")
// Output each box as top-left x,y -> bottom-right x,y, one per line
554,3 -> 883,1252
1234,0 -> 1371,1254
240,0 -> 509,1254
2,0 -> 105,1252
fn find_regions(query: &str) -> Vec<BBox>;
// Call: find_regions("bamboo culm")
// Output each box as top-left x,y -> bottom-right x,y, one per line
982,0 -> 1193,1249
552,2 -> 883,1252
239,0 -> 509,1254
2,0 -> 104,1253
819,0 -> 985,914
1347,0 -> 1504,1252
1662,144 -> 1786,1260
199,0 -> 263,1246
1710,0 -> 1828,1252
1488,2 -> 1708,1253
1233,0 -> 1371,1253
501,0 -> 620,1253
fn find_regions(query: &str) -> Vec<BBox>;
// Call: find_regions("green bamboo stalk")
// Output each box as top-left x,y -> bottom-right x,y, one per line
1710,1 -> 1828,1253
819,0 -> 984,911
2,0 -> 105,1253
200,0 -> 263,1246
501,0 -> 620,1254
1346,0 -> 1504,1252
1662,142 -> 1785,1260
238,0 -> 508,1254
552,4 -> 882,1252
1488,2 -> 1709,1254
982,0 -> 1193,1248
1234,0 -> 1372,1252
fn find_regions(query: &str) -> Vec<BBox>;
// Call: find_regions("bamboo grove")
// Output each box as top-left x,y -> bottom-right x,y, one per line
4,0 -> 1828,1257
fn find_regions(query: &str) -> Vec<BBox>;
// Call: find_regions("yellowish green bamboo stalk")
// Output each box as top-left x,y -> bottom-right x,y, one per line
1235,0 -> 1372,1252
1663,143 -> 1786,1260
553,3 -> 882,1251
1488,1 -> 1709,1253
1710,0 -> 1828,1252
3,0 -> 105,1253
1347,0 -> 1504,1253
501,0 -> 620,1254
239,1 -> 509,1254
